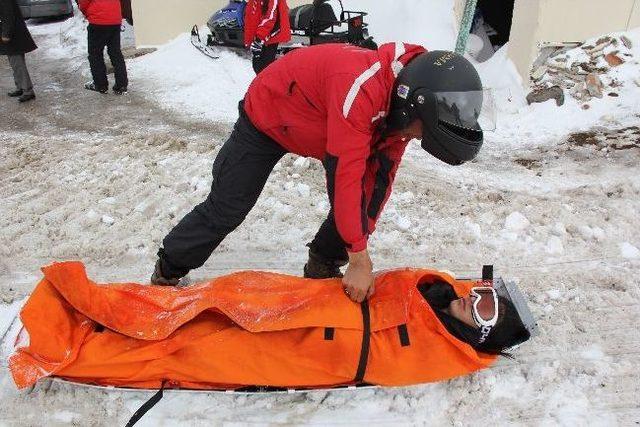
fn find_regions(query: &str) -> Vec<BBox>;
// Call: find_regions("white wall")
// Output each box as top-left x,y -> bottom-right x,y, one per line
537,0 -> 636,42
132,0 -> 309,47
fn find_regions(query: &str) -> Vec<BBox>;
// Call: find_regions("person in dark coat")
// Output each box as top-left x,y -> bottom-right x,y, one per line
0,0 -> 37,103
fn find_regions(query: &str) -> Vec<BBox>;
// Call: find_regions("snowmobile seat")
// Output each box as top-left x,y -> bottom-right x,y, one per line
289,0 -> 337,35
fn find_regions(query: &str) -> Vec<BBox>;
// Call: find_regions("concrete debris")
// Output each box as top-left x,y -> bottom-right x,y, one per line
529,35 -> 635,105
531,65 -> 548,81
526,85 -> 565,106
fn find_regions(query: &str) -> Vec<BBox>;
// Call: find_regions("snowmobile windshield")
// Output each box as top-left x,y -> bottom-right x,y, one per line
434,89 -> 496,132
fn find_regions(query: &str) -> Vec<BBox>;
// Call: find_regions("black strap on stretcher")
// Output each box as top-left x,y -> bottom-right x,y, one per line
397,324 -> 410,347
126,300 -> 375,424
354,300 -> 371,382
482,265 -> 493,281
125,380 -> 167,427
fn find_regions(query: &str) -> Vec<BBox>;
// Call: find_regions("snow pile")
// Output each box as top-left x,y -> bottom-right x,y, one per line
27,8 -> 135,72
347,0 -> 458,50
27,11 -> 88,70
127,33 -> 254,123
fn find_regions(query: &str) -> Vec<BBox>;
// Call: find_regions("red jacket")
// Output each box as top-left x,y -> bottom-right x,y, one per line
245,42 -> 426,252
244,0 -> 291,46
78,0 -> 122,25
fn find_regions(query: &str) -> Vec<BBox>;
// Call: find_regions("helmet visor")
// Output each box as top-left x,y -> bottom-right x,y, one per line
434,89 -> 496,132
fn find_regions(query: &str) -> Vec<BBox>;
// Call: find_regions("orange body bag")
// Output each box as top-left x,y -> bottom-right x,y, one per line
10,262 -> 496,390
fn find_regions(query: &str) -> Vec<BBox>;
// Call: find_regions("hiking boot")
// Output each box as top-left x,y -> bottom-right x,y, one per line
8,89 -> 23,97
84,81 -> 108,94
150,259 -> 180,286
113,86 -> 128,95
303,249 -> 347,279
18,93 -> 36,103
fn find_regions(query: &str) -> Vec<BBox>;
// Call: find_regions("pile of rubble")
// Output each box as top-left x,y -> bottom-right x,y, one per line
526,35 -> 636,107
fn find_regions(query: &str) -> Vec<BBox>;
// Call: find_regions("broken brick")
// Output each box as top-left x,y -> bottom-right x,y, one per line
604,52 -> 624,67
585,73 -> 604,98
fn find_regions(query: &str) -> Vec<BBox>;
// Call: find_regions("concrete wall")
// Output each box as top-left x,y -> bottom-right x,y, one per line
537,0 -> 636,42
629,0 -> 640,28
508,0 -> 542,82
132,0 -> 308,47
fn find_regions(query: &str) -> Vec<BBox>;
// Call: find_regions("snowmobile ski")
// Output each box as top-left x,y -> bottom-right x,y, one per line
190,25 -> 220,60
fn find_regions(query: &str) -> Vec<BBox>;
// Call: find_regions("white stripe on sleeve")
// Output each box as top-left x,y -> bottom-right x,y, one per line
391,42 -> 406,77
258,0 -> 279,28
342,61 -> 382,119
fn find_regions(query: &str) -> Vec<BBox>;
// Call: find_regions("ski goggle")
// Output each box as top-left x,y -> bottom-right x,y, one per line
470,286 -> 499,343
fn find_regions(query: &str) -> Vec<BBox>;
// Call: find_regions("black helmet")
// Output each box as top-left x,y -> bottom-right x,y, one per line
387,50 -> 484,165
476,296 -> 531,354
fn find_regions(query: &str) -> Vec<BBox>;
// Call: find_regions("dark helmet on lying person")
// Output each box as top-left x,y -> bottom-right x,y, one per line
421,279 -> 536,355
386,50 -> 489,166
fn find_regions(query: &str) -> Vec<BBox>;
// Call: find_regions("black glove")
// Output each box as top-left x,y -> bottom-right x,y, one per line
250,38 -> 264,55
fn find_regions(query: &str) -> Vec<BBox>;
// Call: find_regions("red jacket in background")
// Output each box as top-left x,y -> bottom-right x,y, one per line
245,42 -> 426,252
78,0 -> 122,25
244,0 -> 291,46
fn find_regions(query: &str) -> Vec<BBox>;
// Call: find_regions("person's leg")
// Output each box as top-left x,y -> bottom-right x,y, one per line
7,55 -> 23,95
304,210 -> 349,278
106,25 -> 128,91
252,43 -> 278,74
87,24 -> 109,91
157,114 -> 287,280
7,54 -> 34,97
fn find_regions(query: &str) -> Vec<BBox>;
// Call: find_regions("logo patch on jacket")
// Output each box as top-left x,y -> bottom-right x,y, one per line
397,84 -> 410,99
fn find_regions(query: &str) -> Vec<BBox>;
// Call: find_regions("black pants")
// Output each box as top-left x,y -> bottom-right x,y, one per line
252,43 -> 278,74
87,24 -> 128,91
159,104 -> 348,279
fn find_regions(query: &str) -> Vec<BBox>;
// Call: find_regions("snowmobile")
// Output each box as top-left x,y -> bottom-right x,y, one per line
191,0 -> 377,60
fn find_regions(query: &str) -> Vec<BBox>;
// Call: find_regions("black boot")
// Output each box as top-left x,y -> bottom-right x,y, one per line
113,86 -> 128,95
150,259 -> 180,286
84,81 -> 108,94
18,93 -> 36,103
303,248 -> 348,279
8,89 -> 23,97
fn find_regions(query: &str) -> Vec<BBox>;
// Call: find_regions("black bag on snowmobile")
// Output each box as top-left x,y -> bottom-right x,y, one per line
289,1 -> 337,35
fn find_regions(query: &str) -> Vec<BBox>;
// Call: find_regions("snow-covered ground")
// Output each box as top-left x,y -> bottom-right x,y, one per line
1,1 -> 640,426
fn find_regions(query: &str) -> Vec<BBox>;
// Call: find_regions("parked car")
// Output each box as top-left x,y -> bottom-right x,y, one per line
18,0 -> 74,19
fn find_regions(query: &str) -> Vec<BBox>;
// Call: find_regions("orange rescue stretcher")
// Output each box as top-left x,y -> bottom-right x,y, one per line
10,261 -> 499,391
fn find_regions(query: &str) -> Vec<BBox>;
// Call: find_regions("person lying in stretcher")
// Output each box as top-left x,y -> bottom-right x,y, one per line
10,262 -> 536,390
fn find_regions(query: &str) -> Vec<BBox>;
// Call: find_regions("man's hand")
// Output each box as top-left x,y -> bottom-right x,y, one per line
1,37 -> 10,43
342,249 -> 374,303
250,38 -> 264,55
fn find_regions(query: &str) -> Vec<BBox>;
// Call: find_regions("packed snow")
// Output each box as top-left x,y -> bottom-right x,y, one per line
1,0 -> 640,426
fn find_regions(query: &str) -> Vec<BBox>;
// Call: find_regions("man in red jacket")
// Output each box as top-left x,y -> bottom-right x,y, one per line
78,0 -> 128,94
244,0 -> 291,73
152,43 -> 486,303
